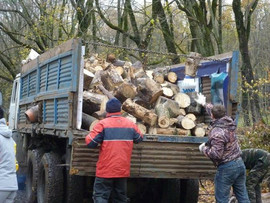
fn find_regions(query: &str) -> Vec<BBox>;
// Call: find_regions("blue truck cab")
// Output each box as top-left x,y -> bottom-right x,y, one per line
9,38 -> 239,203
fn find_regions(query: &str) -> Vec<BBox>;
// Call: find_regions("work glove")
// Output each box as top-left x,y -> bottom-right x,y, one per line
199,142 -> 206,153
195,93 -> 206,106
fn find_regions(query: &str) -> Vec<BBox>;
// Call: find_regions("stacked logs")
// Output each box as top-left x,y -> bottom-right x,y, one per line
82,54 -> 207,137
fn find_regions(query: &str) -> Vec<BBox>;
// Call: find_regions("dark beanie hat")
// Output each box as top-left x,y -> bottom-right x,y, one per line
106,98 -> 122,113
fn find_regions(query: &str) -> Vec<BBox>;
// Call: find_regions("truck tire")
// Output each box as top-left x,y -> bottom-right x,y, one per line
64,171 -> 85,203
26,149 -> 44,203
179,179 -> 199,203
37,152 -> 64,203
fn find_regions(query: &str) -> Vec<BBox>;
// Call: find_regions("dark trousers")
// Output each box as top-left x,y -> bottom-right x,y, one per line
246,161 -> 269,203
93,177 -> 127,203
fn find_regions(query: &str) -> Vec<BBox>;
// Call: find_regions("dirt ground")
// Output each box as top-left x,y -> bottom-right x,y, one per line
198,180 -> 270,203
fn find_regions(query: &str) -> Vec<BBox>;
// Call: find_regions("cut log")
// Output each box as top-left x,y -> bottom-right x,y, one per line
165,72 -> 178,83
101,69 -> 123,91
114,82 -> 137,102
102,62 -> 112,70
152,72 -> 165,84
179,109 -> 186,116
92,110 -> 107,120
84,59 -> 96,73
186,92 -> 202,115
174,93 -> 191,108
123,113 -> 137,123
90,70 -> 103,88
133,97 -> 151,109
155,96 -> 181,118
155,104 -> 170,129
122,98 -> 157,126
161,81 -> 180,95
185,113 -> 196,122
83,91 -> 108,115
113,60 -> 126,66
175,115 -> 195,130
136,78 -> 163,104
130,61 -> 145,78
94,65 -> 103,72
89,120 -> 100,131
98,85 -> 114,99
148,127 -> 190,136
185,52 -> 201,77
169,118 -> 178,126
192,123 -> 206,137
81,113 -> 97,130
83,91 -> 108,104
162,87 -> 174,98
100,96 -> 109,112
106,53 -> 116,63
114,66 -> 124,76
137,122 -> 147,134
146,70 -> 153,79
83,69 -> 95,90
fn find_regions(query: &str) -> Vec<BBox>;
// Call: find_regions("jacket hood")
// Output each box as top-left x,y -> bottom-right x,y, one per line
211,116 -> 236,131
0,118 -> 12,138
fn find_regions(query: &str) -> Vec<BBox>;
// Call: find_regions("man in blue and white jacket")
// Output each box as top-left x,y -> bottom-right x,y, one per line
0,107 -> 18,203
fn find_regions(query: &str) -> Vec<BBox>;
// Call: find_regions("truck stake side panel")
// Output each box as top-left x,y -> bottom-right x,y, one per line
71,136 -> 216,179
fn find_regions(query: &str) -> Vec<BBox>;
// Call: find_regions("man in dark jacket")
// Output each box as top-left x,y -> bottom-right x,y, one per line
196,94 -> 250,203
241,148 -> 270,203
0,107 -> 18,203
85,98 -> 143,203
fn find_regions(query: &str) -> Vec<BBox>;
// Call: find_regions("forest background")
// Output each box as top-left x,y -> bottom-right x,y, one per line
0,0 -> 269,151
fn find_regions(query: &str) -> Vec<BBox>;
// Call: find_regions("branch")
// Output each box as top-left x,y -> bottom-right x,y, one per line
0,74 -> 14,83
0,22 -> 33,50
95,0 -> 138,44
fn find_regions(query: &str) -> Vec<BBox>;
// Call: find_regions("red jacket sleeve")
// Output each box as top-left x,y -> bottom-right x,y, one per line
85,121 -> 104,148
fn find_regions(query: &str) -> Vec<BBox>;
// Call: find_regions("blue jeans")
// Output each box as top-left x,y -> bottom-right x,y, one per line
215,158 -> 250,203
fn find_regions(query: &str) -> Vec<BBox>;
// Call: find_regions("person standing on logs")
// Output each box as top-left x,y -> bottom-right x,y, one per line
195,93 -> 250,203
85,98 -> 143,203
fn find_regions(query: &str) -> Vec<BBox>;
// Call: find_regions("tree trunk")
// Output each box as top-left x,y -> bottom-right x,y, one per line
233,0 -> 261,125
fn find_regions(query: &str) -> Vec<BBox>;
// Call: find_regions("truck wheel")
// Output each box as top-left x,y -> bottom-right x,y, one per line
37,152 -> 64,203
64,171 -> 85,203
180,179 -> 199,203
26,149 -> 44,203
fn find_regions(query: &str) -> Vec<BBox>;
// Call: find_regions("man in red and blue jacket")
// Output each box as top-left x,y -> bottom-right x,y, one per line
85,98 -> 143,203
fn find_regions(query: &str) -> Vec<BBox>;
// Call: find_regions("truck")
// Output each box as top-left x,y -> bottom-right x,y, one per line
9,38 -> 239,203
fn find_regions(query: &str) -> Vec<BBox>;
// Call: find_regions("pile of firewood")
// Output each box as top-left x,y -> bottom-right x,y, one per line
81,53 -> 207,137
